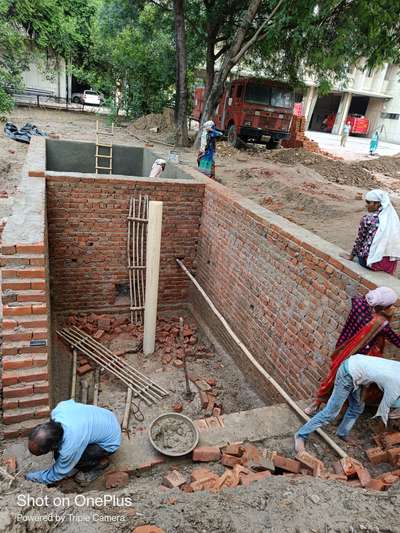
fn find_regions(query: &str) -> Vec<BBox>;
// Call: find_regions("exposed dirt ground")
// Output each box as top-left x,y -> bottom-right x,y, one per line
2,107 -> 400,531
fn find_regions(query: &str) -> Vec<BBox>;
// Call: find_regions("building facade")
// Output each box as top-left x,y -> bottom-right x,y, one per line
303,62 -> 400,143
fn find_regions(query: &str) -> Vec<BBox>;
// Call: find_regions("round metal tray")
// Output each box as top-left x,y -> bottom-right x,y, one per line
148,412 -> 199,457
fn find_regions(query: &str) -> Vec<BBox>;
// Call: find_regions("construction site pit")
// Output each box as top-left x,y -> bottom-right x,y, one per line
1,133 -> 400,532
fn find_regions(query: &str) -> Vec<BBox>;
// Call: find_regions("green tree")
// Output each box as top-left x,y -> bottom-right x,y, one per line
189,0 -> 400,143
0,0 -> 97,115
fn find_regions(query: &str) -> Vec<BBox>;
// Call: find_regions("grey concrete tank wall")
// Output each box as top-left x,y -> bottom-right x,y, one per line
46,139 -> 144,176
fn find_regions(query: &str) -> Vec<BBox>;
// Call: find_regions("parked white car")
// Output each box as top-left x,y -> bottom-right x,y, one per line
71,90 -> 103,105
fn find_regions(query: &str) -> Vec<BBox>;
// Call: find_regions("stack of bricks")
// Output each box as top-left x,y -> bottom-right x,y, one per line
281,115 -> 339,157
1,242 -> 51,438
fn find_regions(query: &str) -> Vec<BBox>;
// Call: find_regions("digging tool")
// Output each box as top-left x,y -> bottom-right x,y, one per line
93,368 -> 100,405
70,349 -> 77,399
122,387 -> 133,434
180,317 -> 195,401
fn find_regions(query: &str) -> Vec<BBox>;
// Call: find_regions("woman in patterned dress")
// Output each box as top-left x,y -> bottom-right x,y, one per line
197,120 -> 223,181
347,189 -> 400,275
304,287 -> 400,415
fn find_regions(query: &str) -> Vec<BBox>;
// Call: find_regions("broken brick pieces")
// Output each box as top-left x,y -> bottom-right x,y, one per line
366,447 -> 389,465
274,454 -> 301,474
382,432 -> 400,449
172,403 -> 183,413
354,464 -> 371,487
295,451 -> 325,477
105,471 -> 129,489
221,453 -> 243,468
162,470 -> 186,489
133,526 -> 165,533
192,446 -> 221,462
77,363 -> 93,376
240,470 -> 272,487
366,478 -> 385,491
2,456 -> 17,474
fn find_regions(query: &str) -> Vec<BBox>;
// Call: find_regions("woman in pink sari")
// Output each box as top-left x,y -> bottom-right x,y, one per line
347,189 -> 400,275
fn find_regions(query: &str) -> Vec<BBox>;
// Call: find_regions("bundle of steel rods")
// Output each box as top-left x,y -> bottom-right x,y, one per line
57,326 -> 168,406
127,195 -> 149,324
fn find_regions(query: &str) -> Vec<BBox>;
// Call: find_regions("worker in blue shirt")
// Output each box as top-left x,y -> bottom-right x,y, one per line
26,400 -> 121,485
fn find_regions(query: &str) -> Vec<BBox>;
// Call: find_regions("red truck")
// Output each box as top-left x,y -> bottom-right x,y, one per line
192,78 -> 295,148
323,113 -> 369,135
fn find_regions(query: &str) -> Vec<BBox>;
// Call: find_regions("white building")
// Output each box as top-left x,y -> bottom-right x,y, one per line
302,62 -> 400,143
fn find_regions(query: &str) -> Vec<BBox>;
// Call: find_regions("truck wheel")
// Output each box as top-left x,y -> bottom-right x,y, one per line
266,139 -> 280,149
227,124 -> 241,148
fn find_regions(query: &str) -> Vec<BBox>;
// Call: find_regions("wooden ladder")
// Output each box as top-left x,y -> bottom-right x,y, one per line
95,119 -> 114,174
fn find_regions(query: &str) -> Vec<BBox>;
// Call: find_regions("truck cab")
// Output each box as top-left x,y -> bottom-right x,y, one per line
193,78 -> 294,148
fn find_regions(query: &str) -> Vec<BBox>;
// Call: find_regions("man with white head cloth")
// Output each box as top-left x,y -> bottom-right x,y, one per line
348,189 -> 400,275
149,159 -> 166,178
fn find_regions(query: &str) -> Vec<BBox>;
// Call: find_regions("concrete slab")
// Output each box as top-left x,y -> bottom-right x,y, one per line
306,130 -> 400,161
109,403 -> 303,473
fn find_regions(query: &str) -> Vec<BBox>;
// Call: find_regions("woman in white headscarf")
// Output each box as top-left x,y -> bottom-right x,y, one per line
197,120 -> 223,180
149,159 -> 166,178
348,189 -> 400,275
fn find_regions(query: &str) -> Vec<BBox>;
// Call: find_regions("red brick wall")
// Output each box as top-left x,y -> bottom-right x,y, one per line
191,182 -> 386,402
46,175 -> 204,314
1,242 -> 52,438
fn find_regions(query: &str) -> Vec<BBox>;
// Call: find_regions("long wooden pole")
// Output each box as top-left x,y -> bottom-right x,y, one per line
143,201 -> 163,355
176,259 -> 348,459
70,349 -> 77,399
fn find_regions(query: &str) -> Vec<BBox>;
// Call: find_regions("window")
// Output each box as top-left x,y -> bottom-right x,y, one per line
245,84 -> 271,105
235,85 -> 243,99
270,89 -> 294,109
381,112 -> 400,120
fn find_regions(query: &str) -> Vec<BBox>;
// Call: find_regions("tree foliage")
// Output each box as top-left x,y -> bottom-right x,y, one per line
0,0 -> 97,115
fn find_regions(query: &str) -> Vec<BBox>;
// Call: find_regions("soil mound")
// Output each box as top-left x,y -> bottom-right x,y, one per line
129,108 -> 174,132
267,148 -> 380,188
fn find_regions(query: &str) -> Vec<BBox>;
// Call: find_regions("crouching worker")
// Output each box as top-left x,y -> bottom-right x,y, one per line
26,399 -> 121,486
295,354 -> 400,453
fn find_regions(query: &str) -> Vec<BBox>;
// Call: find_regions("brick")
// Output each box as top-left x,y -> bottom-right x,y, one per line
28,170 -> 45,177
3,357 -> 33,370
354,465 -> 372,487
221,453 -> 243,467
340,457 -> 361,477
239,470 -> 271,487
16,268 -> 45,278
93,329 -> 105,339
199,391 -> 209,409
162,470 -> 186,488
191,467 -> 216,482
192,446 -> 221,462
366,479 -> 385,491
383,433 -> 400,448
32,304 -> 47,314
2,281 -> 31,290
366,447 -> 389,465
1,245 -> 16,255
77,364 -> 93,376
387,448 -> 400,465
2,319 -> 18,329
105,471 -> 129,489
295,451 -> 324,476
273,455 -> 301,474
3,385 -> 34,398
16,243 -> 45,254
19,395 -> 49,409
222,444 -> 243,457
380,473 -> 399,487
3,456 -> 17,474
3,410 -> 35,425
172,403 -> 183,413
3,305 -> 32,316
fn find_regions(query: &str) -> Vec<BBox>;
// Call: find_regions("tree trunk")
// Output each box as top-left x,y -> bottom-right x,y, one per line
174,0 -> 189,147
194,0 -> 263,147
